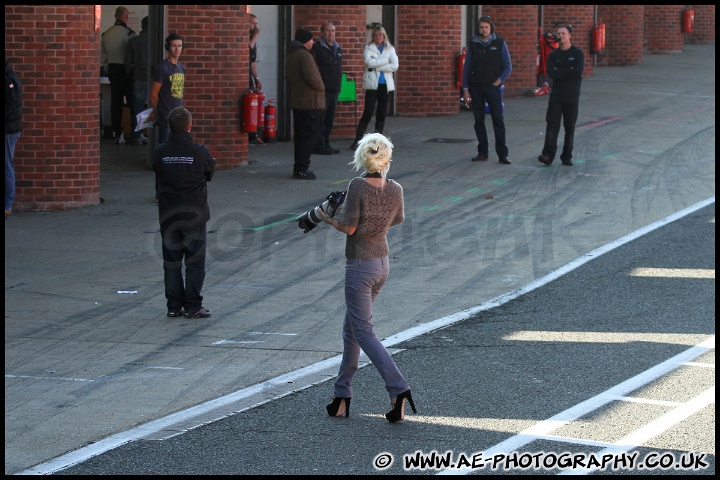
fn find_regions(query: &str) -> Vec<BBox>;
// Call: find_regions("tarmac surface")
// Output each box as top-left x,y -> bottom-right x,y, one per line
4,44 -> 715,475
45,201 -> 718,475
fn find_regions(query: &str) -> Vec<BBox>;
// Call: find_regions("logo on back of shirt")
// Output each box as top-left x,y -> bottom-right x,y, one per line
163,156 -> 193,165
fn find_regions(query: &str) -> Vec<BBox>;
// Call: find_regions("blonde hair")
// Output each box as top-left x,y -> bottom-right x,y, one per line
351,133 -> 393,181
369,25 -> 393,48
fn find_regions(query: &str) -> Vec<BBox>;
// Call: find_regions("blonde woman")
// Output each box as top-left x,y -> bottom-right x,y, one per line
322,133 -> 416,423
350,26 -> 399,149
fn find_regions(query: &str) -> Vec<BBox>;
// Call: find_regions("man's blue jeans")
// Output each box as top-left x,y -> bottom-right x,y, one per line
5,131 -> 20,211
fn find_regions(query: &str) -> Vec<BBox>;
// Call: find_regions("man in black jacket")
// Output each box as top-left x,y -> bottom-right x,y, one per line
286,28 -> 325,180
312,21 -> 342,155
153,107 -> 216,319
538,24 -> 584,166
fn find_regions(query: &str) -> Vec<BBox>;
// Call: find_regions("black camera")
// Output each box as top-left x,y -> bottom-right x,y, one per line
297,190 -> 347,233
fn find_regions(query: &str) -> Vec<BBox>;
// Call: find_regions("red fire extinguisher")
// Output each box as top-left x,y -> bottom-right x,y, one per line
591,23 -> 606,54
240,90 -> 259,133
682,9 -> 694,33
263,101 -> 277,143
455,47 -> 466,88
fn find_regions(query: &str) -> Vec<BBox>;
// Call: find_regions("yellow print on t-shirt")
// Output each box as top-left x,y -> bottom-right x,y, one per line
169,72 -> 184,100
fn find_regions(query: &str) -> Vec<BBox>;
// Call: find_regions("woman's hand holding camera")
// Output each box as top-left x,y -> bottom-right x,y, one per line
320,209 -> 338,229
320,210 -> 339,228
320,210 -> 355,235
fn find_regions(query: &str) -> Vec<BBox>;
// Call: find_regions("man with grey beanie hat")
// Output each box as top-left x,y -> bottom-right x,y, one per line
286,28 -> 325,179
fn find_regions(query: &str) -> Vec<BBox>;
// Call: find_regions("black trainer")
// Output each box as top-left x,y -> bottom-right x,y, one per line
293,170 -> 316,180
185,307 -> 211,319
312,147 -> 333,155
538,154 -> 553,165
167,308 -> 185,318
313,144 -> 340,155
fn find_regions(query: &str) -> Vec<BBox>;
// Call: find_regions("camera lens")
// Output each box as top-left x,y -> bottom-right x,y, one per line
297,190 -> 347,233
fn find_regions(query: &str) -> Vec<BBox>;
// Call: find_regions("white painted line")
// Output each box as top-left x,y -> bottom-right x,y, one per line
558,386 -> 715,475
615,396 -> 683,407
5,374 -> 95,382
530,434 -> 617,449
212,340 -> 265,345
247,331 -> 299,336
437,336 -> 715,475
685,362 -> 714,368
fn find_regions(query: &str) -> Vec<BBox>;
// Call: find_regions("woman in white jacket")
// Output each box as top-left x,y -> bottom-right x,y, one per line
350,25 -> 399,149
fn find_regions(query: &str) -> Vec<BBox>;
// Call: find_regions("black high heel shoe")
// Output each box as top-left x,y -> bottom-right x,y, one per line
326,397 -> 351,418
385,389 -> 417,423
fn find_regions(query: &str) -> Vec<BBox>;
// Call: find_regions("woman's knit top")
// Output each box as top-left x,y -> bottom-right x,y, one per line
333,177 -> 404,259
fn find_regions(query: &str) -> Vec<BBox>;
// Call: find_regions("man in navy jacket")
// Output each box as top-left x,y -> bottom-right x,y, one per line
312,21 -> 343,155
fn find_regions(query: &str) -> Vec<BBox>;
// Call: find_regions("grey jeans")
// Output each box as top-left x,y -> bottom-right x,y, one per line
333,256 -> 410,399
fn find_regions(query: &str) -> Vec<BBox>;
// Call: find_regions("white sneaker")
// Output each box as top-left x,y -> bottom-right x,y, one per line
114,133 -> 125,145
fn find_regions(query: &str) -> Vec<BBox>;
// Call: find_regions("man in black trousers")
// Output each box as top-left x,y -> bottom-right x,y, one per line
312,21 -> 343,155
538,23 -> 584,167
153,107 -> 216,319
286,28 -> 325,180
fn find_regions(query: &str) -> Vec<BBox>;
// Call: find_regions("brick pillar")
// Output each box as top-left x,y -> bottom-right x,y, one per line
293,5 -> 366,138
542,5 -> 596,78
597,5 -> 644,66
5,5 -> 101,211
394,5 -> 463,117
645,5 -> 685,53
167,5 -> 250,170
